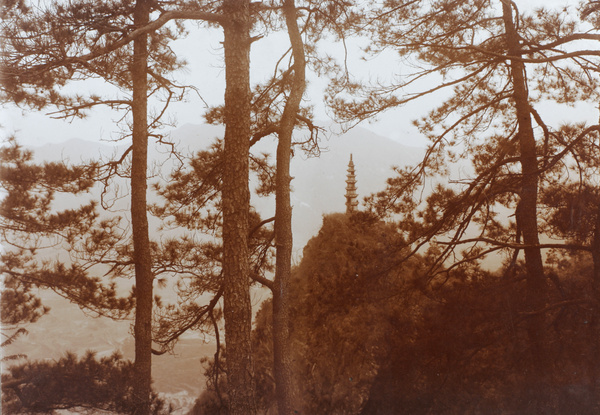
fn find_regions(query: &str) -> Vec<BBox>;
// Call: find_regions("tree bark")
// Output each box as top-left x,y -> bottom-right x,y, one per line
592,204 -> 600,299
131,0 -> 153,413
502,1 -> 549,410
272,1 -> 305,414
221,1 -> 256,413
589,206 -> 600,400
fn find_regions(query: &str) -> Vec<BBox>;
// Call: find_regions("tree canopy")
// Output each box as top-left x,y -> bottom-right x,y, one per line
234,212 -> 600,414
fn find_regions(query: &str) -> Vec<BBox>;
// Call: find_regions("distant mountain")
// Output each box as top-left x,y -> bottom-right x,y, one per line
168,122 -> 424,252
32,137 -> 119,164
6,123 -> 424,410
31,122 -> 424,251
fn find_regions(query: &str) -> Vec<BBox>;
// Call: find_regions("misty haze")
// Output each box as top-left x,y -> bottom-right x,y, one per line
3,1 -> 600,415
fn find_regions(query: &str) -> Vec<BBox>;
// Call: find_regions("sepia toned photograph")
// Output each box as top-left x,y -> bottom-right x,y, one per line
2,0 -> 600,414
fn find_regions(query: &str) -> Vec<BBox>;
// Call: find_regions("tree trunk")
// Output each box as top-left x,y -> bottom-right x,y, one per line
592,204 -> 600,300
589,206 -> 600,401
502,1 -> 549,410
272,1 -> 305,414
221,1 -> 256,413
131,0 -> 153,413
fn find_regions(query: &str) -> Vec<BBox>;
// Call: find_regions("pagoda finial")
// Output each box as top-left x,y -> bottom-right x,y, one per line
345,154 -> 358,214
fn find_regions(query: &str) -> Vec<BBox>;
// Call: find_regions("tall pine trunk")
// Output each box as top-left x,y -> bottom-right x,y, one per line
590,207 -> 600,401
221,1 -> 256,413
272,1 -> 305,414
131,0 -> 153,413
502,1 -> 549,410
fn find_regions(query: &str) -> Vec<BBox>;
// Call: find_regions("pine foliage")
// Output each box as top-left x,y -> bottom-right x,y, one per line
1,351 -> 169,414
246,213 -> 600,414
0,139 -> 133,330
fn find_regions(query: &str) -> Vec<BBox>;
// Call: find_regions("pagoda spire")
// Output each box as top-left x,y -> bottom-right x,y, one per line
345,154 -> 358,214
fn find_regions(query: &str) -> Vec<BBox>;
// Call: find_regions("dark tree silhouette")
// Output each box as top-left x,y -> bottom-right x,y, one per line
1,351 -> 169,414
241,212 -> 600,414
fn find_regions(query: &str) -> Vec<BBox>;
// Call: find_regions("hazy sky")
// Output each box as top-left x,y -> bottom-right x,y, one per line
1,0 -> 596,148
1,23 -> 428,147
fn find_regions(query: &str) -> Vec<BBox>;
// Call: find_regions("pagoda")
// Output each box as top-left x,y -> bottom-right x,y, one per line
345,154 -> 359,214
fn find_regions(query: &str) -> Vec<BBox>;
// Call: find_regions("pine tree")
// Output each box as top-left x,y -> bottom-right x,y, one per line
272,1 -> 306,413
329,2 -> 600,408
1,1 -> 189,412
0,139 -> 133,347
1,351 -> 169,414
